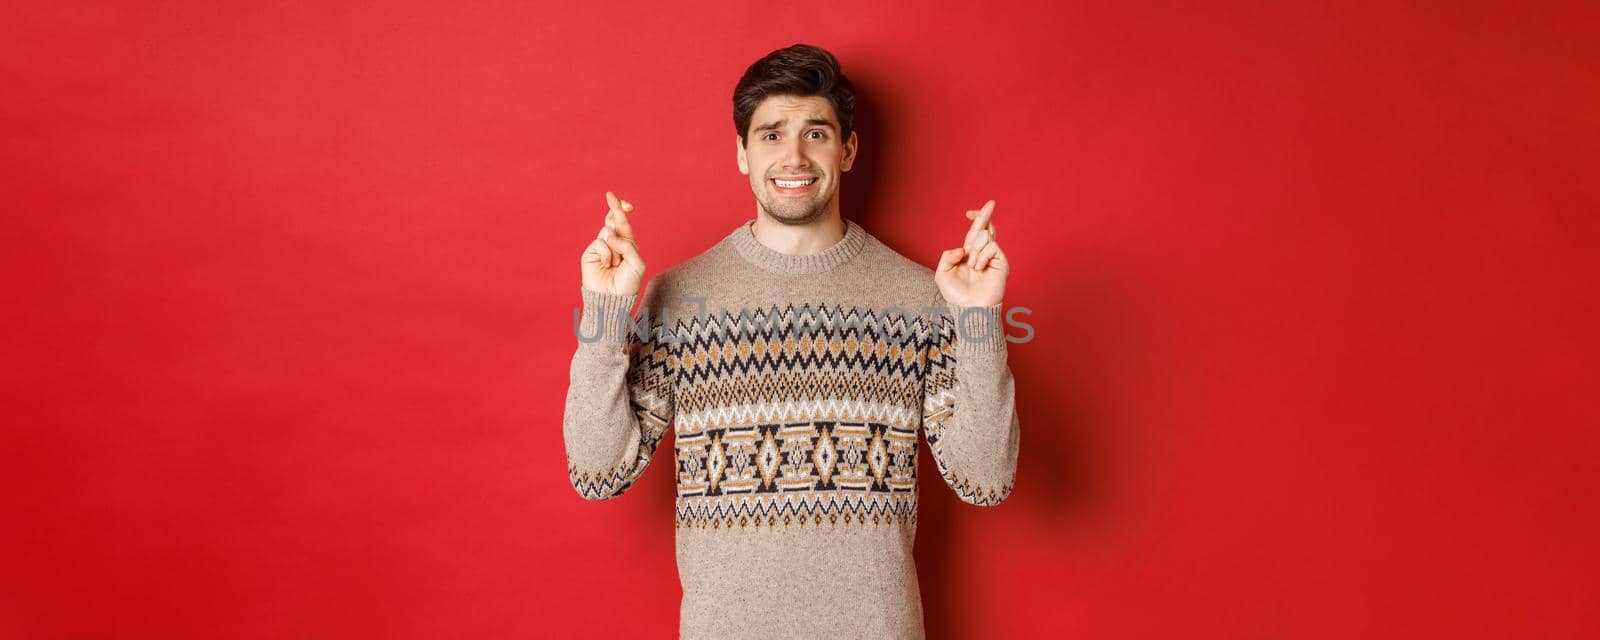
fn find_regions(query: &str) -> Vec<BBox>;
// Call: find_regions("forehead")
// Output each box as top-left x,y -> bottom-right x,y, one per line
750,95 -> 838,129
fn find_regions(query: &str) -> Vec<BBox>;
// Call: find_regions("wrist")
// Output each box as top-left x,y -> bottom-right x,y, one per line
577,286 -> 640,346
946,302 -> 1008,353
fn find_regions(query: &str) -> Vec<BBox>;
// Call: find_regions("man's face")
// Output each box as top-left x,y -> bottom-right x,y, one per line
737,95 -> 857,226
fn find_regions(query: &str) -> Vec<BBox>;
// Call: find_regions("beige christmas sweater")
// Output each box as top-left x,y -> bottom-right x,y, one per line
562,218 -> 1021,639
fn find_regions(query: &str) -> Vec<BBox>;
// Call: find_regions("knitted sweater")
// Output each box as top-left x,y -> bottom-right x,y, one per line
562,218 -> 1021,640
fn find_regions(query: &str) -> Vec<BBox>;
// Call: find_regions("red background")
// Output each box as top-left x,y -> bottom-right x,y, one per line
4,2 -> 1597,638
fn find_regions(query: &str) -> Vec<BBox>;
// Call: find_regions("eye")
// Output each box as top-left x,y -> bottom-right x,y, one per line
763,133 -> 778,142
806,130 -> 826,140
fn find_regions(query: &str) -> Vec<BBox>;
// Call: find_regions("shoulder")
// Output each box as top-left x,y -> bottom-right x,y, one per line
856,233 -> 944,305
637,235 -> 738,313
644,238 -> 727,292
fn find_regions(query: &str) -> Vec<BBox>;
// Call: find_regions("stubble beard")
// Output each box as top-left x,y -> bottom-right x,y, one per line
757,178 -> 831,227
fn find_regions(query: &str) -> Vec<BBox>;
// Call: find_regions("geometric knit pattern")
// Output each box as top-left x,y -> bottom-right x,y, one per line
567,300 -> 1014,526
564,217 -> 1021,639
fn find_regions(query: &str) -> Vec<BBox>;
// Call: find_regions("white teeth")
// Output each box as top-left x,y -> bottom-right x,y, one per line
774,178 -> 816,188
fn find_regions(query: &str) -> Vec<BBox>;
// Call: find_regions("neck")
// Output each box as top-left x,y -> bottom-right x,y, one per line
750,208 -> 846,256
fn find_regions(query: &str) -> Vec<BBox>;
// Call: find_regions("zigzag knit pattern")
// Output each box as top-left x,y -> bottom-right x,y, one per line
562,218 -> 1020,639
567,301 -> 1012,523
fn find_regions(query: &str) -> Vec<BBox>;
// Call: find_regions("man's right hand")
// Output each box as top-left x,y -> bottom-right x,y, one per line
581,191 -> 646,296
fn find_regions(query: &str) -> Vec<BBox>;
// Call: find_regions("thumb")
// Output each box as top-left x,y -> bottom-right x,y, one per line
936,247 -> 966,273
605,233 -> 641,262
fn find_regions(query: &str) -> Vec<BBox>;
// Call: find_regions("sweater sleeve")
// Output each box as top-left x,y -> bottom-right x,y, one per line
920,292 -> 1021,506
562,281 -> 677,501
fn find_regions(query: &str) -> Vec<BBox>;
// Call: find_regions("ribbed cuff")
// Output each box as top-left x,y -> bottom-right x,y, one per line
577,286 -> 639,346
948,303 -> 1008,354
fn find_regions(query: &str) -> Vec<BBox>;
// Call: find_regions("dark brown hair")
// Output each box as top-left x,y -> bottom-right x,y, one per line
733,43 -> 856,147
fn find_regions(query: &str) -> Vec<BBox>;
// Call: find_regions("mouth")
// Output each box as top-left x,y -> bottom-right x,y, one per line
770,176 -> 819,195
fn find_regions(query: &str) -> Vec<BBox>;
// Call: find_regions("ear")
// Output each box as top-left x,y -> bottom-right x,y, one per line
841,130 -> 858,172
736,134 -> 749,176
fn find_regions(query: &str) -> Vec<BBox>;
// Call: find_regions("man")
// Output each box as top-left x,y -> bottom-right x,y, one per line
562,43 -> 1020,640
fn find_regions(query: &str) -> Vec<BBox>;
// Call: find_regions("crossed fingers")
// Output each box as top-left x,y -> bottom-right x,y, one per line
963,199 -> 1004,272
585,191 -> 637,268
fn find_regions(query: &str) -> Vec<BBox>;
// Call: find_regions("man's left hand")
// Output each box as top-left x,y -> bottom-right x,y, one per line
934,199 -> 1009,307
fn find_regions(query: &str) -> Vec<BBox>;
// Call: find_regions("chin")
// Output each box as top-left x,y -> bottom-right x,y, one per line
761,201 -> 827,226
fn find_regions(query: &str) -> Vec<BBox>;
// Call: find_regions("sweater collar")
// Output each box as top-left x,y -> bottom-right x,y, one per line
727,218 -> 869,275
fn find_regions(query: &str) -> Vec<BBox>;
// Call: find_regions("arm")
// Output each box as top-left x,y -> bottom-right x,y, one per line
921,292 -> 1021,506
562,281 -> 676,501
923,198 -> 1019,505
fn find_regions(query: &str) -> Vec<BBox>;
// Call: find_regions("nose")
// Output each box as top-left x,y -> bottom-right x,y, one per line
779,135 -> 811,172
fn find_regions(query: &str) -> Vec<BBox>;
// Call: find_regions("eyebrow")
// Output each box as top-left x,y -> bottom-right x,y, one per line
753,117 -> 838,133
